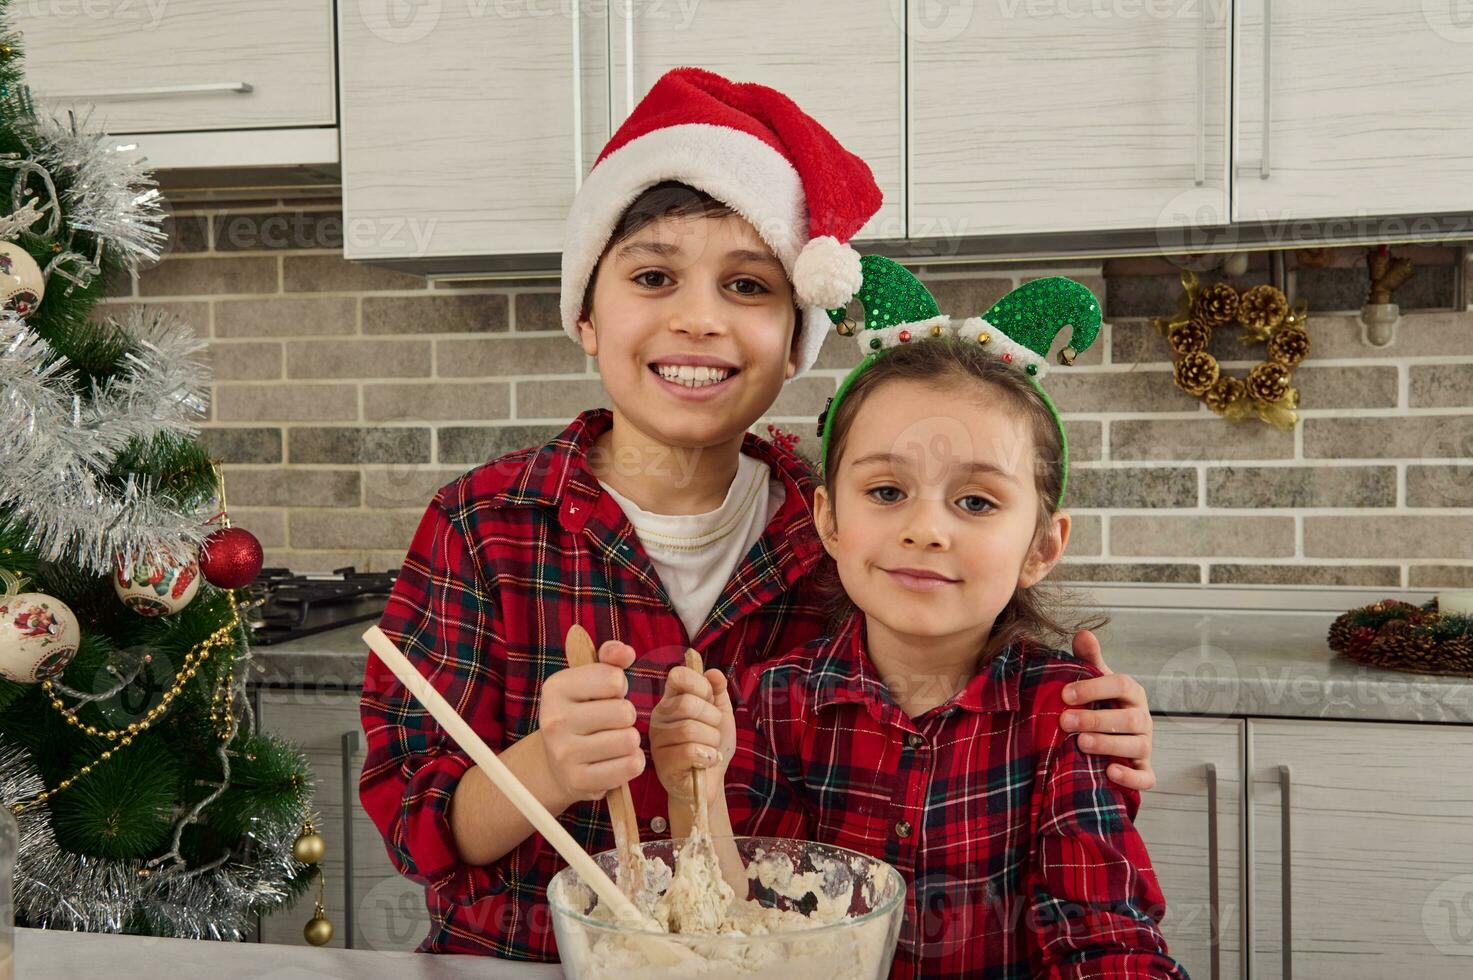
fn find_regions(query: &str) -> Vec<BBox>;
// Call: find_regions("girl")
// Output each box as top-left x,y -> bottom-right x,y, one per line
359,68 -> 1159,962
650,260 -> 1187,979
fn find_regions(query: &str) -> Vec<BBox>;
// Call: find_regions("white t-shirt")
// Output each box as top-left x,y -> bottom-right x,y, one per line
599,452 -> 786,641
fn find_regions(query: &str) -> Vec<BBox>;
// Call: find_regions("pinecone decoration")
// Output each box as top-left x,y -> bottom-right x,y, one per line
1247,361 -> 1291,403
1204,376 -> 1247,415
1442,637 -> 1473,674
1174,351 -> 1220,396
1191,282 -> 1239,328
1267,326 -> 1311,367
1238,285 -> 1289,332
1168,321 -> 1211,354
1327,612 -> 1357,652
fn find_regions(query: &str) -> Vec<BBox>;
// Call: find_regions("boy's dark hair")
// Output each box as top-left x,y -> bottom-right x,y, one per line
816,336 -> 1108,662
578,181 -> 804,340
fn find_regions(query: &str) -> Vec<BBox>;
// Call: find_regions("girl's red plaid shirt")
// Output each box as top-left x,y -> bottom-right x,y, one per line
358,408 -> 830,959
724,612 -> 1188,980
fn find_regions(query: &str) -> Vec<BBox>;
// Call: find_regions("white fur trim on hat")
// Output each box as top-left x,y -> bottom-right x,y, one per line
853,315 -> 953,356
561,123 -> 838,378
956,317 -> 1050,378
793,236 -> 862,310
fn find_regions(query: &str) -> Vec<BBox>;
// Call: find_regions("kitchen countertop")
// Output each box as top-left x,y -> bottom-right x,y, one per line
14,925 -> 562,979
248,604 -> 1473,725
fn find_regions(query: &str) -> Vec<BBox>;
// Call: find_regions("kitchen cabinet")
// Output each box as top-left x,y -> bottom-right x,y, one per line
256,689 -> 427,952
1233,0 -> 1473,223
907,0 -> 1232,239
1134,718 -> 1245,980
1247,718 -> 1473,979
608,0 -> 904,241
339,2 -> 611,262
19,0 -> 337,169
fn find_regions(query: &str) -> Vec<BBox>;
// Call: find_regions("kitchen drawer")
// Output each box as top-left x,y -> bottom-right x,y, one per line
20,0 -> 335,134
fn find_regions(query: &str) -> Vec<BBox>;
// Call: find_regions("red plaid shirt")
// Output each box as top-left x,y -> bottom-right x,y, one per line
726,613 -> 1187,980
358,409 -> 830,959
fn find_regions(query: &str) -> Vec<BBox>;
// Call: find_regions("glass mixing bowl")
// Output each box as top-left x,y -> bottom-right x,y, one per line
548,836 -> 905,980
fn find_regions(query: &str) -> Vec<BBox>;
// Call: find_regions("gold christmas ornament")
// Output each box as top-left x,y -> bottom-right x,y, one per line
293,820 -> 326,864
1173,351 -> 1220,396
1153,268 -> 1311,431
304,902 -> 334,946
1167,321 -> 1211,355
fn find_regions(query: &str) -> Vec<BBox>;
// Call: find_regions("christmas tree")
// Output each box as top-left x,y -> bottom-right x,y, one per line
0,4 -> 321,940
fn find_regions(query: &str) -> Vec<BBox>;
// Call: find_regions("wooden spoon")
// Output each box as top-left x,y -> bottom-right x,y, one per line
362,627 -> 692,965
683,648 -> 711,838
564,624 -> 646,899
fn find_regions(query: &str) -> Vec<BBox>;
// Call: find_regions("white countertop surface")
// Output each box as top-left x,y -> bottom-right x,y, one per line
14,926 -> 563,979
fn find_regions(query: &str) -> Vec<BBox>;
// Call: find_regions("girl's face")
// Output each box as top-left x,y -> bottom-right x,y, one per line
815,378 -> 1070,647
576,212 -> 800,450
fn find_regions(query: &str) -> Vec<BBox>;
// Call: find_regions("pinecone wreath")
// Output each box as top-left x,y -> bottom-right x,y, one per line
1152,269 -> 1312,431
1328,599 -> 1473,677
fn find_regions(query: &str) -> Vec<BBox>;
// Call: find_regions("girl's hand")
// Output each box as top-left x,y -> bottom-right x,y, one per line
538,640 -> 645,802
649,664 -> 735,807
1061,629 -> 1156,792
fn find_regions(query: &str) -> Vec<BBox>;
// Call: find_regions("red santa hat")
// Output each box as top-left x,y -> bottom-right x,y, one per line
560,66 -> 883,379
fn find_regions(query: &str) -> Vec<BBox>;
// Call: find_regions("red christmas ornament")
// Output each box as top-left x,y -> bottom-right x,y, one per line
898,329 -> 911,343
199,527 -> 264,589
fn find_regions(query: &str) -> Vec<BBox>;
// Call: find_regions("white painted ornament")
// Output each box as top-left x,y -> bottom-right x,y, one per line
113,556 -> 200,616
0,241 -> 44,317
0,592 -> 80,682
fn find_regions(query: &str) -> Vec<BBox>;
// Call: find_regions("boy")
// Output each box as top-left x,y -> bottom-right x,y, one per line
359,67 -> 1156,960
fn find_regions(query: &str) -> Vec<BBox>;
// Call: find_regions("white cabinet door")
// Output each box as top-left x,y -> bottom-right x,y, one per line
256,689 -> 428,952
1234,1 -> 1473,222
1249,718 -> 1473,979
20,0 -> 335,133
610,0 -> 905,241
340,3 -> 610,260
1134,718 -> 1245,980
908,0 -> 1231,239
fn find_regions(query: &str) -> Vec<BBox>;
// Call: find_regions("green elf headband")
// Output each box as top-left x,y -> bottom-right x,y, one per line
815,256 -> 1101,505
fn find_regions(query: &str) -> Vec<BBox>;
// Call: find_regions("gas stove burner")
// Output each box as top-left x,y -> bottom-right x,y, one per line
244,566 -> 397,645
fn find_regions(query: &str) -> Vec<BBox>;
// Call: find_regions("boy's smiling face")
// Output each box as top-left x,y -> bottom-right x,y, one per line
815,378 -> 1069,649
577,212 -> 800,451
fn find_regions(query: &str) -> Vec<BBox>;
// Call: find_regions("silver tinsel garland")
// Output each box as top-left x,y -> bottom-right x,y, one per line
28,105 -> 167,273
0,629 -> 315,941
0,307 -> 212,573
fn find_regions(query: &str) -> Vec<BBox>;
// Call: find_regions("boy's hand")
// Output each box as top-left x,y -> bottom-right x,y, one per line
538,640 -> 645,802
1061,629 -> 1156,792
649,664 -> 735,807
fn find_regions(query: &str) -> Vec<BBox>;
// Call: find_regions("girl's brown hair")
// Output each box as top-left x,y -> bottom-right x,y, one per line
578,180 -> 804,333
816,336 -> 1108,662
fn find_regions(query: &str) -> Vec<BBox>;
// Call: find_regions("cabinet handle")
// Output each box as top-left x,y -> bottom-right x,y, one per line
1279,764 -> 1292,980
1194,0 -> 1207,187
571,0 -> 584,190
341,730 -> 360,950
1260,0 -> 1272,179
1205,763 -> 1220,980
42,82 -> 254,102
623,0 -> 636,123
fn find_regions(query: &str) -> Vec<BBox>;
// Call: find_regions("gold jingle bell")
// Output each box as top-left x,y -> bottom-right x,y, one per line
293,821 -> 326,864
304,901 -> 334,946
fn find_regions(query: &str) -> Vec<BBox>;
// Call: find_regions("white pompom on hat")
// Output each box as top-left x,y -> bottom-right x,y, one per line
560,66 -> 883,380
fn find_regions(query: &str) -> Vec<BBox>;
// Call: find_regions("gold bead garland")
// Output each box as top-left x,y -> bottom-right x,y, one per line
1153,269 -> 1312,431
11,599 -> 242,815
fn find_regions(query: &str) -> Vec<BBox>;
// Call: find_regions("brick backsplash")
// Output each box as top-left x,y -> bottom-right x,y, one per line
103,199 -> 1473,587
